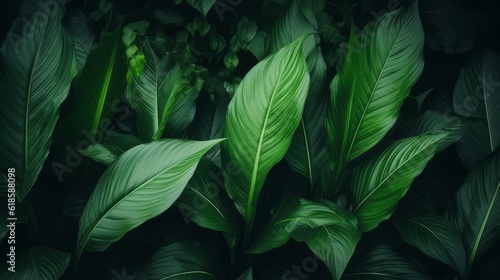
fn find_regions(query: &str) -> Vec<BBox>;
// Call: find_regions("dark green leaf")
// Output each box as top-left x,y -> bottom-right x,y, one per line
78,133 -> 143,166
185,0 -> 217,17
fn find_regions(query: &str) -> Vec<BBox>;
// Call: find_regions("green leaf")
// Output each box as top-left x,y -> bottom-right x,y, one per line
185,0 -> 216,17
350,132 -> 447,232
176,158 -> 239,252
326,2 -> 424,195
454,49 -> 500,169
154,8 -> 187,26
268,0 -> 328,189
64,9 -> 96,72
221,35 -> 310,241
78,133 -> 143,166
63,21 -> 127,146
343,244 -> 431,280
248,197 -> 360,279
393,110 -> 471,152
135,241 -> 222,280
0,3 -> 76,199
393,198 -> 466,278
236,268 -> 253,280
446,152 -> 500,276
0,246 -> 70,279
76,139 -> 224,260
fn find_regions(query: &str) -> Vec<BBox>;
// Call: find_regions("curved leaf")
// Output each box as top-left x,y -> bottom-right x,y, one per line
446,152 -> 500,276
185,0 -> 216,17
393,110 -> 471,152
76,138 -> 223,260
136,241 -> 222,280
249,197 -> 360,279
394,198 -> 466,278
268,0 -> 328,188
64,9 -> 95,72
343,244 -> 431,280
221,35 -> 310,240
78,133 -> 143,166
0,246 -> 70,280
350,132 -> 447,232
326,1 -> 424,195
453,49 -> 500,169
63,20 -> 127,146
236,268 -> 253,280
0,2 -> 76,199
176,158 -> 239,252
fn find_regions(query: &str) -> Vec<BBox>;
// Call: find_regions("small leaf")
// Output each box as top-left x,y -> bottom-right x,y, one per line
78,133 -> 143,166
76,139 -> 224,260
185,0 -> 216,17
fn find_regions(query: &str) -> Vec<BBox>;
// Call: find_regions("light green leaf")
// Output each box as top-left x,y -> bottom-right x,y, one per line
221,35 -> 310,241
248,197 -> 360,280
185,0 -> 217,17
393,198 -> 466,278
350,132 -> 447,232
78,133 -> 143,166
0,246 -> 70,280
135,241 -> 222,280
76,139 -> 224,260
393,110 -> 471,152
446,152 -> 500,276
326,2 -> 424,195
176,158 -> 239,252
62,21 -> 127,146
343,244 -> 431,280
454,49 -> 500,169
268,0 -> 328,189
0,2 -> 76,199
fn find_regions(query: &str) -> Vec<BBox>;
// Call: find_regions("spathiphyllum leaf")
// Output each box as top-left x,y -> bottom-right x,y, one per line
176,158 -> 239,253
453,49 -> 500,169
78,133 -> 143,166
185,0 -> 216,17
0,1 -> 76,199
350,132 -> 447,232
393,110 -> 471,152
326,1 -> 424,196
446,152 -> 500,276
248,197 -> 360,280
343,244 -> 431,280
64,9 -> 95,72
135,241 -> 222,280
268,0 -> 328,189
0,246 -> 70,280
76,139 -> 223,261
394,198 -> 466,278
222,35 -> 311,240
62,19 -> 127,146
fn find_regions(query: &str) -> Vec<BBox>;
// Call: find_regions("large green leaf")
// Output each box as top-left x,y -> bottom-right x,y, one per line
64,9 -> 95,72
393,110 -> 471,152
185,0 -> 216,17
454,50 -> 500,169
76,138 -> 223,260
343,244 -> 431,280
0,246 -> 70,280
176,158 -> 239,252
446,152 -> 500,276
268,0 -> 328,189
221,35 -> 310,240
248,197 -> 360,279
350,132 -> 447,232
0,2 -> 76,199
326,1 -> 424,195
63,19 -> 127,146
78,133 -> 143,166
393,198 -> 466,278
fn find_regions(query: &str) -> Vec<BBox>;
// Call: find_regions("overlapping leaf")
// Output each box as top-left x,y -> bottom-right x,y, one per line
78,133 -> 143,166
350,132 -> 447,232
326,1 -> 425,195
221,35 -> 310,239
248,197 -> 360,279
64,9 -> 95,72
446,152 -> 500,276
76,139 -> 223,260
454,49 -> 500,169
0,2 -> 76,199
